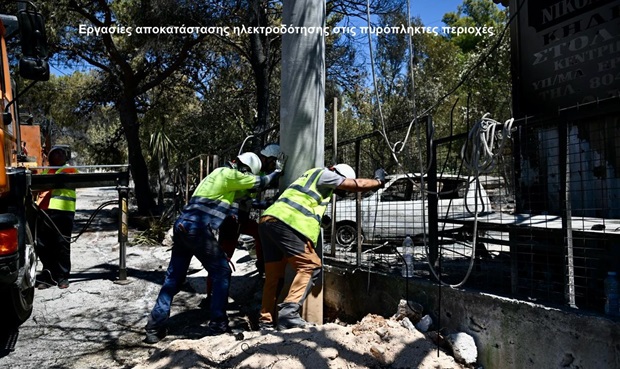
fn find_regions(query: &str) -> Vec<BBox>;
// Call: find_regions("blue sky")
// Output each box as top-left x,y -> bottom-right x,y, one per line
410,0 -> 467,27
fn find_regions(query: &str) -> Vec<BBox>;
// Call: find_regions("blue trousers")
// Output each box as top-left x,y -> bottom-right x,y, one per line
146,217 -> 231,330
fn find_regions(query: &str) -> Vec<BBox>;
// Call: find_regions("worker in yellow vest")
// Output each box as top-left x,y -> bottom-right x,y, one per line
203,144 -> 281,308
35,147 -> 79,290
145,152 -> 285,344
258,164 -> 387,330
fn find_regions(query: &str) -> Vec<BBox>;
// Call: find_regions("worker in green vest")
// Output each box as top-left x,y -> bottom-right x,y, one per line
35,146 -> 79,289
258,164 -> 386,330
202,144 -> 281,309
145,152 -> 285,344
214,143 -> 281,278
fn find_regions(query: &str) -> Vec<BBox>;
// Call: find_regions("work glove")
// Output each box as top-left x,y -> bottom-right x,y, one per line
374,168 -> 387,186
275,152 -> 287,173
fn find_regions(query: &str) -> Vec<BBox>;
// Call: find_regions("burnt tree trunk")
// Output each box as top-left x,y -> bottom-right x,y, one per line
118,96 -> 155,215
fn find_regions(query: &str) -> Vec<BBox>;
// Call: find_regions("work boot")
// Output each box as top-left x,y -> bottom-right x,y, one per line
57,278 -> 70,289
206,319 -> 231,336
276,302 -> 311,330
258,321 -> 275,332
144,327 -> 167,344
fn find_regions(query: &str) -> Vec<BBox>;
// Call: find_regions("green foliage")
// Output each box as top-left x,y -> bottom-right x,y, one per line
131,210 -> 176,246
12,0 -> 511,198
442,0 -> 506,53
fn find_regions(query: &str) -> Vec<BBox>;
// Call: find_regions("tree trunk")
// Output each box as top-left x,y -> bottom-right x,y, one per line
117,96 -> 155,215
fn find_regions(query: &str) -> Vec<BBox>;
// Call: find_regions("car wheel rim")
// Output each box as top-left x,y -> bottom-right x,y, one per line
337,226 -> 356,245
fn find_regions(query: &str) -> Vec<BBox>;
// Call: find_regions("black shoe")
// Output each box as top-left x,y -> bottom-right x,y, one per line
37,281 -> 53,289
58,279 -> 70,289
258,321 -> 275,331
144,328 -> 167,344
206,320 -> 230,336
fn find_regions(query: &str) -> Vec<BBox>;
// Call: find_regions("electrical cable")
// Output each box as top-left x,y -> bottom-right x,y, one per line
360,0 -> 525,296
423,112 -> 514,289
33,199 -> 118,245
374,0 -> 525,176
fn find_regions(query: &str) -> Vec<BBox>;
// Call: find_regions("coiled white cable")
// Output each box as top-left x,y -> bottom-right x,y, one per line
461,113 -> 514,175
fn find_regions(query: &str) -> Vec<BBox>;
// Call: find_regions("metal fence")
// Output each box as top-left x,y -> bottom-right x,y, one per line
324,103 -> 620,315
176,101 -> 620,315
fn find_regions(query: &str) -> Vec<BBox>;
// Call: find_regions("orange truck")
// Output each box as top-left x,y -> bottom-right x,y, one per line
0,2 -> 50,329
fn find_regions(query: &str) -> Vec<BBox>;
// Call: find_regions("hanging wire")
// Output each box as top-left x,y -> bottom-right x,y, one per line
361,0 -> 525,288
367,0 -> 525,174
461,113 -> 515,176
356,0 -> 526,295
365,0 -> 391,154
422,112 -> 514,289
33,199 -> 119,244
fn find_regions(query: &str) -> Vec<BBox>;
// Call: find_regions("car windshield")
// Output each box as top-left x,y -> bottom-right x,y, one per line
380,176 -> 469,202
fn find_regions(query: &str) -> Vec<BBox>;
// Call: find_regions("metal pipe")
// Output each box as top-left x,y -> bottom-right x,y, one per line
562,123 -> 577,308
29,164 -> 129,170
115,182 -> 130,284
355,139 -> 362,267
329,97 -> 338,257
185,161 -> 190,204
199,157 -> 204,181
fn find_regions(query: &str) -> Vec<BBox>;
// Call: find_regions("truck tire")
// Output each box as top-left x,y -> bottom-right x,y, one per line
0,225 -> 35,328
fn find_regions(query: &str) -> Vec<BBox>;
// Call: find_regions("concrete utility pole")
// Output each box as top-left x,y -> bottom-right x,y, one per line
280,0 -> 325,185
280,0 -> 326,324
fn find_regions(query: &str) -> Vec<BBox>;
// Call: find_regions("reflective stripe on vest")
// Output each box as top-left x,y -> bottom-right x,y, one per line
43,166 -> 77,212
263,168 -> 332,244
183,167 -> 243,230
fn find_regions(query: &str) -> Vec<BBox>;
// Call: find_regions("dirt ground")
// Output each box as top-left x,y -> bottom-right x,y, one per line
0,187 -> 465,369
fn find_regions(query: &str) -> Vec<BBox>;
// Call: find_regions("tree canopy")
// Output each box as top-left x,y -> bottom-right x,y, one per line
8,0 -> 510,212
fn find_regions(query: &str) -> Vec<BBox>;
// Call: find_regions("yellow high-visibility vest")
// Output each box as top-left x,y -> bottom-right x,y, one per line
263,168 -> 332,244
42,166 -> 78,212
184,166 -> 262,230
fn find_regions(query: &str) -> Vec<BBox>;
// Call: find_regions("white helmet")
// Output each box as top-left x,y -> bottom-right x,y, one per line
237,152 -> 262,175
260,143 -> 280,158
333,163 -> 356,179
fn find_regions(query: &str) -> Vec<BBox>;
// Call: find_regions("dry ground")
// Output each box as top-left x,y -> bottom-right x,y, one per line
0,187 -> 465,369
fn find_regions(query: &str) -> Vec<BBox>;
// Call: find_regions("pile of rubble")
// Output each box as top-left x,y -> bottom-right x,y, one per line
135,299 -> 479,369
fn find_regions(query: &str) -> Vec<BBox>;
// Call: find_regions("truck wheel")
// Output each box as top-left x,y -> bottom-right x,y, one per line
335,222 -> 358,246
0,226 -> 35,328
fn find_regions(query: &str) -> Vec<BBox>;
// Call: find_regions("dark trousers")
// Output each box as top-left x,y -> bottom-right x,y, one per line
36,209 -> 75,281
147,216 -> 232,330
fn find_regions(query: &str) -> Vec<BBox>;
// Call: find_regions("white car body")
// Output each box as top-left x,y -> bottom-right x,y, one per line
326,174 -> 492,244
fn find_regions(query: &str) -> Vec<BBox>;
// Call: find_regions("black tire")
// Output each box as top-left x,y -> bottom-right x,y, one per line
0,225 -> 35,328
335,222 -> 358,245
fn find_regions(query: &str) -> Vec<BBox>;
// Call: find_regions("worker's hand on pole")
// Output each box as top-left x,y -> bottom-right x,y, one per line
275,153 -> 287,173
374,168 -> 387,186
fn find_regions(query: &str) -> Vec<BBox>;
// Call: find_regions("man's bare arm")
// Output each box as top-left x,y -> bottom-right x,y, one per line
336,178 -> 383,192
